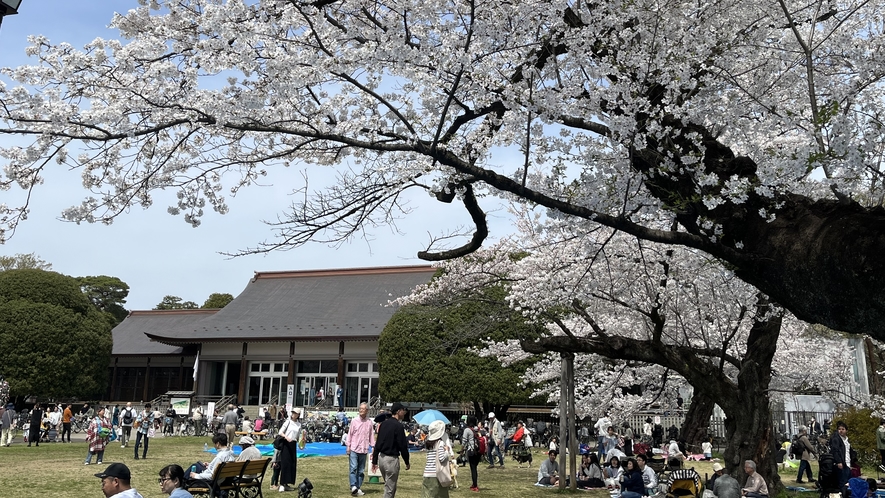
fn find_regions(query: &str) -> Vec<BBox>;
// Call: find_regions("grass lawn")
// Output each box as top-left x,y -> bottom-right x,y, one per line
0,438 -> 834,497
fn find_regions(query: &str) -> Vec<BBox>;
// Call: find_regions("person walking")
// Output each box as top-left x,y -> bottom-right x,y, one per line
222,404 -> 238,449
120,402 -> 135,448
0,403 -> 14,446
372,402 -> 411,498
486,412 -> 505,468
461,415 -> 481,492
277,408 -> 304,492
795,426 -> 816,483
423,420 -> 450,498
346,402 -> 375,496
134,403 -> 154,460
84,407 -> 111,465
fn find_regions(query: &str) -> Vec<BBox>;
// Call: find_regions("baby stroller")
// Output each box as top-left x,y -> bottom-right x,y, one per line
665,468 -> 703,498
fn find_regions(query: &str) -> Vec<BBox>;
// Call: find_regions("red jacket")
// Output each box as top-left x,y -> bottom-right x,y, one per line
513,426 -> 525,442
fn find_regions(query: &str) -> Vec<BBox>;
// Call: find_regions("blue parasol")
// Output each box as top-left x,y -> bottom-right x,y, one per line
413,409 -> 450,426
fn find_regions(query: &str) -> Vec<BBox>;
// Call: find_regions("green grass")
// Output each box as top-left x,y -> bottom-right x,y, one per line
0,438 -> 857,497
0,437 -> 606,497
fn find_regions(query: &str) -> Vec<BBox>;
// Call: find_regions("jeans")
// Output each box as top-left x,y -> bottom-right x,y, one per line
134,431 -> 149,457
467,452 -> 481,488
797,459 -> 813,481
349,451 -> 367,489
85,449 -> 104,464
120,426 -> 131,446
487,440 -> 504,466
621,492 -> 643,498
61,422 -> 71,442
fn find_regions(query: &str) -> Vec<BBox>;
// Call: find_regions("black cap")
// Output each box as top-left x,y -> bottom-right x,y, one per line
390,402 -> 406,413
94,463 -> 131,481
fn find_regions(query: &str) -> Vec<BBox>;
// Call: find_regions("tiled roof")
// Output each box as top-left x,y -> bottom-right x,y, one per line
143,265 -> 436,345
112,309 -> 219,355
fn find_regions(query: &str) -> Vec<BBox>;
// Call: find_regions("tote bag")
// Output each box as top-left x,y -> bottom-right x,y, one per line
436,447 -> 452,488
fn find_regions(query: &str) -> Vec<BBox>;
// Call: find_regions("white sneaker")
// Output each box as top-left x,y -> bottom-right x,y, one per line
279,486 -> 286,493
351,486 -> 358,495
356,490 -> 365,496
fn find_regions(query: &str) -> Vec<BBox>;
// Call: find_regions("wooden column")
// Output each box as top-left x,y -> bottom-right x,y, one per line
237,342 -> 248,404
143,357 -> 151,402
288,342 -> 296,386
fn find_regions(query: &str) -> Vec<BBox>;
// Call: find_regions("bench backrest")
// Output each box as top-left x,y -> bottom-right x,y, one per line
241,458 -> 271,477
213,460 -> 248,482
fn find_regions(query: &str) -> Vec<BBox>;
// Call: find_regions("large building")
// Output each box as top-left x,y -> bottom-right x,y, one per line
108,265 -> 436,407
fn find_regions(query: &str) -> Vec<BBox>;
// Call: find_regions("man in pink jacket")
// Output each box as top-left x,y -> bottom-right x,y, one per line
346,402 -> 375,496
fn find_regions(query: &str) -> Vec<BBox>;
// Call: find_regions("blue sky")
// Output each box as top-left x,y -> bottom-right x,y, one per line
0,1 -> 514,310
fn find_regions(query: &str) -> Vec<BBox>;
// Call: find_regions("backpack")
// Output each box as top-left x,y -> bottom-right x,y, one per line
818,452 -> 839,492
790,438 -> 803,458
478,434 -> 487,454
122,408 -> 133,425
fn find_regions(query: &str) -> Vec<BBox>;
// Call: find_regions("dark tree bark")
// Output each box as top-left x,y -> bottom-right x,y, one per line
681,392 -> 715,450
521,300 -> 784,490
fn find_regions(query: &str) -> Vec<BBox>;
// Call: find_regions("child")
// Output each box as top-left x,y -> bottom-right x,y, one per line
702,438 -> 713,460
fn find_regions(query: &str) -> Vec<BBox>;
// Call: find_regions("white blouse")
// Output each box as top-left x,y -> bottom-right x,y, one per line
279,419 -> 302,441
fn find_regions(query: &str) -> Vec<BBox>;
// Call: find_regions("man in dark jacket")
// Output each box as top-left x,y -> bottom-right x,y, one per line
829,420 -> 851,495
371,402 -> 410,498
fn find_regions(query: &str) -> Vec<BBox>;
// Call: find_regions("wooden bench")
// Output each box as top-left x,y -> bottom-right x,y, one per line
234,458 -> 272,498
187,460 -> 247,498
235,430 -> 269,440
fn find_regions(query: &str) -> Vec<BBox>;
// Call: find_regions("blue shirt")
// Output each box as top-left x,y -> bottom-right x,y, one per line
169,488 -> 194,498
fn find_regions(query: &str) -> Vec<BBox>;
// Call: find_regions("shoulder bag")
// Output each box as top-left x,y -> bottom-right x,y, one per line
273,420 -> 290,450
436,446 -> 452,488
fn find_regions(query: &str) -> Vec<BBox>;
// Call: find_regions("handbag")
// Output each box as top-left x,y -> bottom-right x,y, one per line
436,447 -> 452,487
274,420 -> 290,450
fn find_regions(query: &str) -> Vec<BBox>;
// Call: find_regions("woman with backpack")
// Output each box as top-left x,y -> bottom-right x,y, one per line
461,415 -> 481,492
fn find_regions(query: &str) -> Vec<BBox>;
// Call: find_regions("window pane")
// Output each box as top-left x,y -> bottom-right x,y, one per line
347,363 -> 357,372
298,361 -> 319,373
358,363 -> 368,372
372,363 -> 379,372
251,363 -> 260,372
247,376 -> 260,406
273,363 -> 283,372
261,363 -> 270,372
320,360 -> 338,373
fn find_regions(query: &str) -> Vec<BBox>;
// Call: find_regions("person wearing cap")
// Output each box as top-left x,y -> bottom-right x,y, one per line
236,435 -> 261,461
158,464 -> 193,498
347,402 -> 375,496
422,420 -> 451,498
713,464 -> 740,498
277,407 -> 304,492
372,402 -> 410,498
538,449 -> 560,486
486,412 -> 504,469
95,463 -> 144,498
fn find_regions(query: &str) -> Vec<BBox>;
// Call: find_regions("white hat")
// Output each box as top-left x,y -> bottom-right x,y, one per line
428,420 -> 446,441
488,412 -> 495,419
239,435 -> 255,445
712,463 -> 724,472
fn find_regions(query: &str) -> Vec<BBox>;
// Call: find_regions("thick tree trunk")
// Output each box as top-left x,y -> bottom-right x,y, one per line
681,392 -> 715,451
521,298 -> 785,492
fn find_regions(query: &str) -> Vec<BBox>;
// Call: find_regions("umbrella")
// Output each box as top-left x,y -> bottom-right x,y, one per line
413,409 -> 450,426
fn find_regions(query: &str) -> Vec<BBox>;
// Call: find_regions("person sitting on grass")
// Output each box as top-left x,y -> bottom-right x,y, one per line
577,453 -> 605,488
605,455 -> 622,479
741,460 -> 769,498
636,453 -> 659,495
538,450 -> 560,486
618,458 -> 646,498
187,433 -> 234,484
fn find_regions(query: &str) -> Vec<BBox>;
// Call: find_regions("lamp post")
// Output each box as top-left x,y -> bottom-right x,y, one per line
0,0 -> 22,31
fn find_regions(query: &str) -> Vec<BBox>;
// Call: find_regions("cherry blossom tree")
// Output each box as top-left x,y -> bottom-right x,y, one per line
1,0 -> 885,338
399,225 -> 857,486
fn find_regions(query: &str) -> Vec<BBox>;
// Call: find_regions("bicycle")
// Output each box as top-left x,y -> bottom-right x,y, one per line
179,416 -> 206,437
71,415 -> 88,433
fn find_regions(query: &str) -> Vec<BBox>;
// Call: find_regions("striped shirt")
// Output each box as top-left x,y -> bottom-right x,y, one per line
424,444 -> 446,477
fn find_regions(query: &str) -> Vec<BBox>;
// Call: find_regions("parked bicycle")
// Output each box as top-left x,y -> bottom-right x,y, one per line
177,416 -> 206,437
